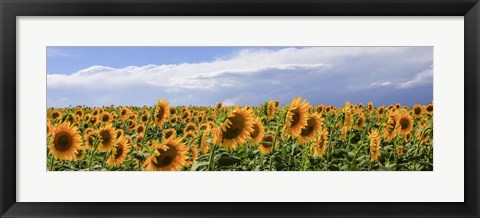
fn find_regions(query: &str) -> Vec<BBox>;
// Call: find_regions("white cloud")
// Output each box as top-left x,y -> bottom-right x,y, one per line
47,47 -> 433,107
398,68 -> 433,89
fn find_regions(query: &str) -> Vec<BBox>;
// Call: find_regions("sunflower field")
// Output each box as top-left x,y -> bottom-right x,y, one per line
46,98 -> 433,171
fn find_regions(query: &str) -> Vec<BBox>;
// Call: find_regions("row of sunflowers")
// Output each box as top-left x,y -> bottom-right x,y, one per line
47,98 -> 433,171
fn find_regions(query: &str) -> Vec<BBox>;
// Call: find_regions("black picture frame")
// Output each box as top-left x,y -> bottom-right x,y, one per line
1,0 -> 479,217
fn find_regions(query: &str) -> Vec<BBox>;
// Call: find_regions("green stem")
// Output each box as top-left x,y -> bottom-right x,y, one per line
88,143 -> 98,171
288,144 -> 295,171
208,144 -> 217,171
268,126 -> 279,171
49,155 -> 55,171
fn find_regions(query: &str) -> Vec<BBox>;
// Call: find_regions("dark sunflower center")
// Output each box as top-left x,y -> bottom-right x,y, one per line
414,107 -> 422,115
186,125 -> 195,132
400,118 -> 410,130
116,131 -> 122,138
102,115 -> 110,122
52,112 -> 60,119
156,108 -> 164,121
165,131 -> 174,139
54,133 -> 72,151
261,136 -> 274,148
426,105 -> 433,112
100,131 -> 111,144
87,135 -> 94,146
121,110 -> 127,116
142,115 -> 148,122
114,144 -> 124,159
222,113 -> 246,140
153,145 -> 178,168
250,124 -> 260,138
137,126 -> 144,133
290,109 -> 301,126
300,118 -> 316,137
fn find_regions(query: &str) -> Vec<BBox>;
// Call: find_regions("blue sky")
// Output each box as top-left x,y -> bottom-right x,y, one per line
47,46 -> 433,108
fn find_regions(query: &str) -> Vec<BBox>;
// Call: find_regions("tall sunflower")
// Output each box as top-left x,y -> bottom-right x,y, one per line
142,138 -> 188,171
397,113 -> 413,135
154,99 -> 170,127
214,107 -> 255,150
298,113 -> 323,145
200,129 -> 211,155
354,112 -> 366,130
97,124 -> 116,152
425,103 -> 433,115
48,123 -> 82,160
249,118 -> 265,144
266,100 -> 277,120
311,128 -> 328,157
384,112 -> 399,142
369,129 -> 381,162
107,136 -> 131,167
283,97 -> 310,138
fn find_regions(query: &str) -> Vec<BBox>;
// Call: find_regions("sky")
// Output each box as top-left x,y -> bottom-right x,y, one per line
47,46 -> 433,108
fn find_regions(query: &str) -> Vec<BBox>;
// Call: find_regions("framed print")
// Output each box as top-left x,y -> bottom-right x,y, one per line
1,0 -> 479,217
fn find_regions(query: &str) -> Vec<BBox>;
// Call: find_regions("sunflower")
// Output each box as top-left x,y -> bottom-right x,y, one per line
140,111 -> 150,124
377,106 -> 385,115
425,103 -> 433,115
258,135 -> 276,155
298,113 -> 323,145
214,107 -> 255,150
316,104 -> 324,114
266,100 -> 277,120
412,104 -> 424,118
216,102 -> 223,109
343,102 -> 354,130
181,111 -> 190,121
97,124 -> 116,152
283,97 -> 310,138
354,112 -> 366,130
89,115 -> 98,126
127,119 -> 137,131
106,136 -> 131,167
50,110 -> 62,120
417,129 -> 431,145
184,122 -> 197,133
169,115 -> 178,124
75,146 -> 87,161
369,129 -> 381,162
120,107 -> 131,120
249,118 -> 265,144
200,129 -> 211,155
185,145 -> 199,167
75,109 -> 83,118
197,115 -> 204,123
154,99 -> 170,127
311,128 -> 328,157
116,129 -> 124,139
84,130 -> 98,149
136,125 -> 146,137
99,112 -> 112,124
170,107 -> 177,115
163,129 -> 177,140
92,108 -> 101,117
48,123 -> 82,160
142,138 -> 188,171
184,132 -> 197,139
397,113 -> 413,135
367,101 -> 374,114
384,112 -> 399,142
